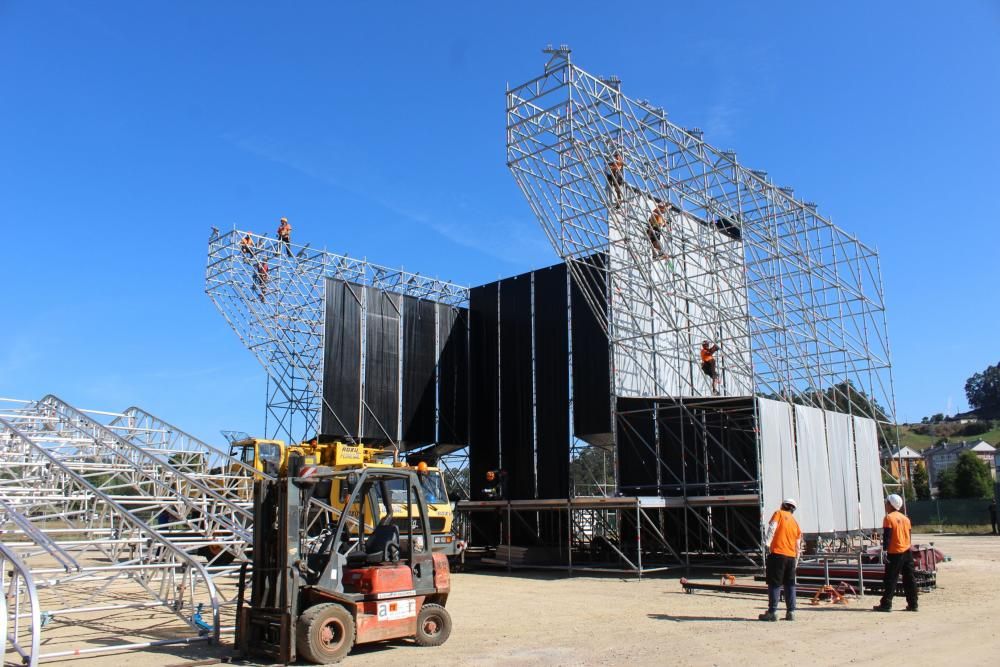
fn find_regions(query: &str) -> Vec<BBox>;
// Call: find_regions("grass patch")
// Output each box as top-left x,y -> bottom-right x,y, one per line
912,524 -> 994,535
896,424 -> 1000,451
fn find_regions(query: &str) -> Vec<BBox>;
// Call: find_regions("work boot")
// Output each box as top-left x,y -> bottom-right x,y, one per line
872,604 -> 892,612
905,605 -> 918,612
757,611 -> 778,622
784,611 -> 795,621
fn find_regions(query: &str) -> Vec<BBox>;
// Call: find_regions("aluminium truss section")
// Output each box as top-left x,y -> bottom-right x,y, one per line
205,226 -> 470,444
505,47 -> 895,437
9,396 -> 252,565
108,405 -> 260,507
0,416 -> 221,664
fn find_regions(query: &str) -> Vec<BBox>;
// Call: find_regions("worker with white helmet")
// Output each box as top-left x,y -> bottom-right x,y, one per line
759,498 -> 802,622
873,493 -> 919,612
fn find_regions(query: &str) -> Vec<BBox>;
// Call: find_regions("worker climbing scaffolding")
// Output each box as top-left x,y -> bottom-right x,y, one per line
700,340 -> 721,395
240,233 -> 256,258
254,261 -> 269,301
605,150 -> 625,208
646,201 -> 670,260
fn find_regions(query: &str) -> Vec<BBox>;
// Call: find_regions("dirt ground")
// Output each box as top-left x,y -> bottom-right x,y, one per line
33,532 -> 1000,667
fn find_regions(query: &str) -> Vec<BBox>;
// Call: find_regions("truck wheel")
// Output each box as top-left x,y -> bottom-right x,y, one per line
296,603 -> 355,664
414,603 -> 451,647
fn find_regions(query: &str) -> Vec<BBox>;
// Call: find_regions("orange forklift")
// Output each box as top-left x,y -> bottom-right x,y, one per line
236,463 -> 453,664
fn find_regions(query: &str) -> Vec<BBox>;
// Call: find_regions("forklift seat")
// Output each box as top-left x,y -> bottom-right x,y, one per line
348,525 -> 400,566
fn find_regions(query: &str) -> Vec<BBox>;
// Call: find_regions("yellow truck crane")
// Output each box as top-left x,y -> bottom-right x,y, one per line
232,437 -> 463,557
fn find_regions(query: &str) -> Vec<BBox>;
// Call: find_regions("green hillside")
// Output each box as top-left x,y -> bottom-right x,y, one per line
896,423 -> 1000,451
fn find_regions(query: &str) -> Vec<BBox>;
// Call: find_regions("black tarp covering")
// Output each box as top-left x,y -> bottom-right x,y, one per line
570,256 -> 612,442
468,283 -> 499,541
499,275 -> 535,513
616,398 -> 658,495
438,305 -> 469,446
533,264 -> 570,500
361,287 -> 400,441
322,279 -> 362,437
400,296 -> 436,445
618,396 -> 758,497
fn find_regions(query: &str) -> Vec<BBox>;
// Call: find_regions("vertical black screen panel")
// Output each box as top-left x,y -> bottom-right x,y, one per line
401,296 -> 437,445
322,279 -> 362,438
469,283 -> 500,540
438,304 -> 469,446
361,287 -> 400,441
571,254 -> 612,441
469,283 -> 500,490
616,398 -> 658,495
499,276 -> 535,503
533,264 -> 570,499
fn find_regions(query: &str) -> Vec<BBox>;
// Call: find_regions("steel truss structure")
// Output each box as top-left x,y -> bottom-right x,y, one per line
205,227 -> 469,446
0,396 -> 260,665
503,46 -> 898,568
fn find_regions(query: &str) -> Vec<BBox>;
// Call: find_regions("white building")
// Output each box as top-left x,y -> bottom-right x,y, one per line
922,440 -> 997,491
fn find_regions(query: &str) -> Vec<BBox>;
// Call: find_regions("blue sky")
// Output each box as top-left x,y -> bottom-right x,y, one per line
1,1 -> 998,441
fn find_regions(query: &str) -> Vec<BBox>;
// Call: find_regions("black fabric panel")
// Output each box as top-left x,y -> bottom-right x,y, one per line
361,288 -> 400,442
616,398 -> 657,495
656,402 -> 689,496
469,283 -> 499,494
533,264 -> 570,499
704,405 -> 757,494
400,296 -> 436,446
571,254 -> 612,440
437,305 -> 469,446
468,283 -> 500,541
499,276 -> 535,502
322,279 -> 362,438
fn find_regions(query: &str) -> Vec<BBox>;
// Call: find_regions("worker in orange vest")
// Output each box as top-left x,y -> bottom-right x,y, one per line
759,498 -> 802,622
277,217 -> 292,257
700,341 -> 721,396
873,494 -> 919,612
240,233 -> 256,258
646,202 -> 670,260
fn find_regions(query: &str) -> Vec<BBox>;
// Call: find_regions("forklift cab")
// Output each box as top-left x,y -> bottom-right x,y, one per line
306,468 -> 437,596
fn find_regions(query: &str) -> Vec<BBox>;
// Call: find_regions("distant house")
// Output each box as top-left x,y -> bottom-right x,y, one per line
945,410 -> 981,425
922,440 -> 997,491
882,446 -> 924,485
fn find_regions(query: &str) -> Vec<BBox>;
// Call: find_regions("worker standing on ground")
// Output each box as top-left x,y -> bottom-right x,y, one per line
240,233 -> 256,258
700,340 -> 721,395
647,202 -> 670,260
873,493 -> 919,612
759,498 -> 801,622
989,500 -> 997,535
277,217 -> 293,257
605,151 -> 625,208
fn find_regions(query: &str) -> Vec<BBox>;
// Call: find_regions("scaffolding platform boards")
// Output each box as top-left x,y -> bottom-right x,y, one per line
459,494 -> 760,577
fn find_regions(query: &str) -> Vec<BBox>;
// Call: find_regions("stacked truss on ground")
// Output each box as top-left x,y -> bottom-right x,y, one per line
0,396 -> 260,665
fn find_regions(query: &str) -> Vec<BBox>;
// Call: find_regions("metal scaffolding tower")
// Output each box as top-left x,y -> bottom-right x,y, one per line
205,227 -> 469,444
506,45 -> 895,435
501,46 -> 897,568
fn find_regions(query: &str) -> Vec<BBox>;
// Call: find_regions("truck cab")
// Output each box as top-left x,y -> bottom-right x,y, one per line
231,437 -> 462,556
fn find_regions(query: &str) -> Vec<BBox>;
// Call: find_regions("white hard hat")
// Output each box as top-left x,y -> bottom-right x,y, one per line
782,498 -> 797,509
886,494 -> 903,510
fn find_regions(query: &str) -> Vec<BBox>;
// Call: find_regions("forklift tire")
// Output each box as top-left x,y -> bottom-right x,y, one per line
414,603 -> 451,647
296,603 -> 355,664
